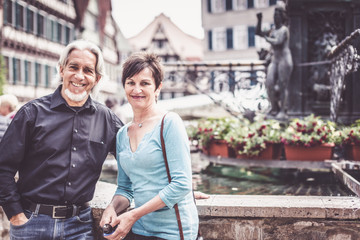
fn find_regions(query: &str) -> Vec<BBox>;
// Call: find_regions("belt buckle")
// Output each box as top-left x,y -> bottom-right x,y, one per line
52,206 -> 67,219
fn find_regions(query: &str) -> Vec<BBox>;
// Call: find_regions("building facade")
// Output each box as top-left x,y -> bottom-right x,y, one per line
202,0 -> 278,61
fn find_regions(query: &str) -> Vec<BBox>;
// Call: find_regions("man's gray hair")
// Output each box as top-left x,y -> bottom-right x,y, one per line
55,39 -> 106,96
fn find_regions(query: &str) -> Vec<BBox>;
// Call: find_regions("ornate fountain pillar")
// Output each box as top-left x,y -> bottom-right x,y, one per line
287,0 -> 360,123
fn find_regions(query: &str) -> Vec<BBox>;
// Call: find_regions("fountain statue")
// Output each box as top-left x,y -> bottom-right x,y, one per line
256,5 -> 293,120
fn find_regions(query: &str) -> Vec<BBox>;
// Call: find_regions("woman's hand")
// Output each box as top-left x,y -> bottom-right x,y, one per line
103,210 -> 137,240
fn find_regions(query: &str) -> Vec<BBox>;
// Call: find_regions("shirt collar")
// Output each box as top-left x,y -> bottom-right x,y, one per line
50,85 -> 97,112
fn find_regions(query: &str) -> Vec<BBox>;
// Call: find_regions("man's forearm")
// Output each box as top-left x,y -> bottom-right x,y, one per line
110,195 -> 131,214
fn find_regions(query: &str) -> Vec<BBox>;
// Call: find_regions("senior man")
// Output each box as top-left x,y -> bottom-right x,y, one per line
0,39 -> 123,239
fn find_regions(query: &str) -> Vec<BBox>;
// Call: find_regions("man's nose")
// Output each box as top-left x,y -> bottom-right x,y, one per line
75,71 -> 85,80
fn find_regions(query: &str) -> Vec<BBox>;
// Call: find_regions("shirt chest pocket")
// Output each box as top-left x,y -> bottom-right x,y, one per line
86,139 -> 108,171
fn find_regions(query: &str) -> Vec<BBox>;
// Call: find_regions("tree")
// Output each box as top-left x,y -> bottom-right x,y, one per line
0,55 -> 6,95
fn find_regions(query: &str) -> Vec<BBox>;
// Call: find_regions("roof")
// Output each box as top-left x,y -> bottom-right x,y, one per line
128,13 -> 203,61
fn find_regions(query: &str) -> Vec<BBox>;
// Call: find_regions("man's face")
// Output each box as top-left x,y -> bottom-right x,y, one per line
60,49 -> 100,106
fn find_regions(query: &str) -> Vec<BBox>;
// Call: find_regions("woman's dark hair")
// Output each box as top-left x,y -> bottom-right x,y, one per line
122,52 -> 164,90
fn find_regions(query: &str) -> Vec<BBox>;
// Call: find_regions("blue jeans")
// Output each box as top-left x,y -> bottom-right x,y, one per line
10,207 -> 94,240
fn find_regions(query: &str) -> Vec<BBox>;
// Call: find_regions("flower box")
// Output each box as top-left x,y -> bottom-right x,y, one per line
284,143 -> 334,161
206,139 -> 230,158
236,143 -> 282,160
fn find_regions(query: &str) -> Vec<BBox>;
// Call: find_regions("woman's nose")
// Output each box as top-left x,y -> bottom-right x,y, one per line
133,85 -> 142,93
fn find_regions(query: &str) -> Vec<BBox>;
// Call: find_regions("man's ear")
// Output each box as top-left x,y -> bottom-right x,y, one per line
59,66 -> 64,78
95,75 -> 101,85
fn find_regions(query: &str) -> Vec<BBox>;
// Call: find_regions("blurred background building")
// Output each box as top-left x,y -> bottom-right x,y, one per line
0,0 -> 131,104
201,0 -> 278,61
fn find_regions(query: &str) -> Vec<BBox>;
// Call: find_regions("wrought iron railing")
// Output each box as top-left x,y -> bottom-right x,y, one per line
163,60 -> 270,118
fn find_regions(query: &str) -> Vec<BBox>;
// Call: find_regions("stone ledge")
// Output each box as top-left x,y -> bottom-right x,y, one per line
196,194 -> 360,219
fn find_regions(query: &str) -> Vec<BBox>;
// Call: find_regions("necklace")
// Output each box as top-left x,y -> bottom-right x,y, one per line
138,123 -> 143,128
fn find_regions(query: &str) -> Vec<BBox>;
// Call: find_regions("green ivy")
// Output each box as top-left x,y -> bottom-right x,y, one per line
0,55 -> 6,95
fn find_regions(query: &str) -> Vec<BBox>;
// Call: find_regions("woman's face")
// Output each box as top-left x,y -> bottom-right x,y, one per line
124,67 -> 161,110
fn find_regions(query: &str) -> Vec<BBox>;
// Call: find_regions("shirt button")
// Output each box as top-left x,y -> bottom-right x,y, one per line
100,141 -> 104,144
72,164 -> 76,168
73,147 -> 77,151
67,182 -> 71,186
74,129 -> 78,133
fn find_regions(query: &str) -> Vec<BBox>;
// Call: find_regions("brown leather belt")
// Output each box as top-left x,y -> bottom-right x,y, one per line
22,199 -> 90,219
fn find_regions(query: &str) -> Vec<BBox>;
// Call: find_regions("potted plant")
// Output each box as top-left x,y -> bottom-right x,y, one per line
225,117 -> 283,159
333,124 -> 360,160
196,117 -> 239,157
281,114 -> 336,161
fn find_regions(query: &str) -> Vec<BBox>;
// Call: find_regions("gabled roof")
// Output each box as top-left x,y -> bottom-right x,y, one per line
128,13 -> 203,61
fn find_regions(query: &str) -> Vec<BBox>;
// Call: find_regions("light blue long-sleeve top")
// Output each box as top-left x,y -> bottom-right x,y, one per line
115,112 -> 199,240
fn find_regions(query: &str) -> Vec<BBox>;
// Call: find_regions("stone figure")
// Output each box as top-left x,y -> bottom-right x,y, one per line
256,6 -> 293,119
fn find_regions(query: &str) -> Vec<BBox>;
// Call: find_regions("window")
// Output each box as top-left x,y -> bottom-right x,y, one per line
233,25 -> 247,49
208,30 -> 213,50
255,0 -> 268,8
51,20 -> 57,41
226,28 -> 233,49
4,57 -> 10,83
157,40 -> 163,48
207,0 -> 211,13
234,0 -> 247,10
247,0 -> 254,8
12,58 -> 21,85
35,63 -> 41,87
45,65 -> 50,87
65,26 -> 71,44
4,0 -> 13,25
24,60 -> 30,85
225,0 -> 233,11
37,13 -> 44,37
269,0 -> 277,5
26,8 -> 34,33
248,26 -> 255,47
57,23 -> 62,43
15,2 -> 24,30
213,28 -> 226,51
212,0 -> 225,13
46,18 -> 52,40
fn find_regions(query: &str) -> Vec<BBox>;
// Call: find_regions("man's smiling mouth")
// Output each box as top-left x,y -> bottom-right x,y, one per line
71,82 -> 85,87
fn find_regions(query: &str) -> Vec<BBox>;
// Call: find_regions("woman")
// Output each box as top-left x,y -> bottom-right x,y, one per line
100,52 -> 199,240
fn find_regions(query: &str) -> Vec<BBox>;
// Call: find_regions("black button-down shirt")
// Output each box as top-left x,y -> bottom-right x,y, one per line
0,86 -> 123,219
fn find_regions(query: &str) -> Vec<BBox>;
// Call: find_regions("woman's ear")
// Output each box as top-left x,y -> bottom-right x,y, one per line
154,82 -> 162,102
155,82 -> 163,96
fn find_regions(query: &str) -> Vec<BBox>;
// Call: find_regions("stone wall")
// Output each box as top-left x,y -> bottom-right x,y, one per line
2,182 -> 360,240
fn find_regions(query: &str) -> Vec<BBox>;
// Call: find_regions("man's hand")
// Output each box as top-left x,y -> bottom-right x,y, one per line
10,212 -> 28,226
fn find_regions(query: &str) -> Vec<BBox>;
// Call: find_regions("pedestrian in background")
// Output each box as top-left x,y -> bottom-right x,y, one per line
0,39 -> 123,239
0,98 -> 11,142
0,94 -> 19,119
